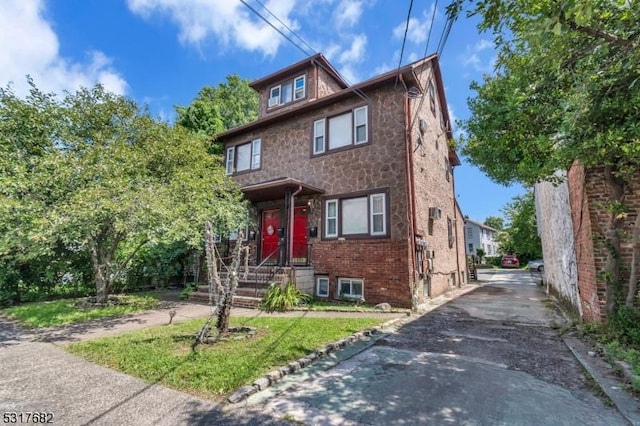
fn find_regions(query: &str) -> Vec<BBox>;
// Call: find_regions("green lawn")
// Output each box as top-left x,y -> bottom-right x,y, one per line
300,301 -> 409,314
67,316 -> 384,400
1,294 -> 160,328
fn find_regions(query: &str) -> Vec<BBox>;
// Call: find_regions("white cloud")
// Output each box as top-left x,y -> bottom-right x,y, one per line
460,38 -> 497,73
392,4 -> 438,45
0,0 -> 127,96
127,0 -> 299,57
333,0 -> 363,29
338,33 -> 367,64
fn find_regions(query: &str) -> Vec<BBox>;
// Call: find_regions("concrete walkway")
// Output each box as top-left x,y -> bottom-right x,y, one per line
1,280 -> 638,425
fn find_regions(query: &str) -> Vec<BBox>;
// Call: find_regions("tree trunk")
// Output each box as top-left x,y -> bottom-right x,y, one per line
603,166 -> 624,317
625,208 -> 640,307
216,232 -> 245,335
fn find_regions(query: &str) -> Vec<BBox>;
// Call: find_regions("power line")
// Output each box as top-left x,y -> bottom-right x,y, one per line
239,0 -> 373,104
395,0 -> 415,87
253,0 -> 317,56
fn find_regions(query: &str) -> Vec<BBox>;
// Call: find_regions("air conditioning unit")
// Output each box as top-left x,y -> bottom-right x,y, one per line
428,207 -> 442,220
419,118 -> 427,134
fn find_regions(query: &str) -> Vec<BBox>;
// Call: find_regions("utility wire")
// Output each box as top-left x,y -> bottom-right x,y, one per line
239,0 -> 373,104
395,0 -> 415,87
253,0 -> 317,56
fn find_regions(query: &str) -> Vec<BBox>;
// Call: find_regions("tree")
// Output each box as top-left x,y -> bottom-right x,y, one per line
484,216 -> 504,230
475,248 -> 486,263
451,0 -> 640,313
175,74 -> 258,153
498,192 -> 542,262
1,81 -> 247,303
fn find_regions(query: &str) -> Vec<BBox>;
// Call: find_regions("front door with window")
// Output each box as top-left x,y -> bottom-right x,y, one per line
261,210 -> 280,263
292,206 -> 308,265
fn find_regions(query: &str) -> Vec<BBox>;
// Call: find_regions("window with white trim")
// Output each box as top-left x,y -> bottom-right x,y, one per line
268,75 -> 306,108
316,277 -> 329,297
313,105 -> 368,154
323,191 -> 387,238
338,278 -> 364,299
325,199 -> 338,237
225,139 -> 261,175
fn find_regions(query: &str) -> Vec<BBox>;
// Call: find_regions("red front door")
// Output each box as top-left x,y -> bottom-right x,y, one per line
261,209 -> 280,263
292,206 -> 308,264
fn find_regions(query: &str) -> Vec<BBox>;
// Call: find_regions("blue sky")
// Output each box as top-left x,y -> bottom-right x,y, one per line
0,0 -> 524,222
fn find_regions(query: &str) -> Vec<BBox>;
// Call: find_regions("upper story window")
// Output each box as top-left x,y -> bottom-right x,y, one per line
226,138 -> 261,175
268,75 -> 306,108
313,105 -> 368,155
324,190 -> 387,239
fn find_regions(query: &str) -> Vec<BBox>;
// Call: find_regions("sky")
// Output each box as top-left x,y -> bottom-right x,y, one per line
0,0 -> 525,223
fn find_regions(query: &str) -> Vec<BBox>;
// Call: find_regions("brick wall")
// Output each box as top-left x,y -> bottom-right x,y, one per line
313,239 -> 413,308
568,161 -> 640,322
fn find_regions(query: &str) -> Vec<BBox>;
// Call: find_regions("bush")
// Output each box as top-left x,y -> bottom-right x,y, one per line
261,282 -> 310,313
180,283 -> 198,300
610,305 -> 640,347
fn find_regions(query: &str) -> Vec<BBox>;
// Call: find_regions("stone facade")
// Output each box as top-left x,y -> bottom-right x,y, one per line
218,54 -> 464,309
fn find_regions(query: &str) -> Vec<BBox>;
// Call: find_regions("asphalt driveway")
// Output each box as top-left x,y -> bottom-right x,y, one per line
241,270 -> 633,425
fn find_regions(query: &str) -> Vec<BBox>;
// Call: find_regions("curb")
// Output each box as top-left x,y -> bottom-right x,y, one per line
227,283 -> 480,404
227,315 -> 407,404
563,335 -> 640,425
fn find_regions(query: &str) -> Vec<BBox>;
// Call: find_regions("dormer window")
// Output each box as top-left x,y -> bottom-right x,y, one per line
268,75 -> 306,108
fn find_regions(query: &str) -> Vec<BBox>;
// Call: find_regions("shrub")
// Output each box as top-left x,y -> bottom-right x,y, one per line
261,282 -> 310,313
180,283 -> 198,300
610,305 -> 640,347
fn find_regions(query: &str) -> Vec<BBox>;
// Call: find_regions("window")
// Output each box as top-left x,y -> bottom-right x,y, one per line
338,278 -> 364,299
225,139 -> 261,175
313,106 -> 368,154
313,119 -> 325,154
294,76 -> 305,100
325,199 -> 338,237
316,277 -> 329,297
370,194 -> 386,235
268,75 -> 305,108
428,80 -> 436,114
323,191 -> 387,238
445,156 -> 451,182
268,86 -> 280,107
354,106 -> 368,144
447,217 -> 454,248
468,243 -> 474,252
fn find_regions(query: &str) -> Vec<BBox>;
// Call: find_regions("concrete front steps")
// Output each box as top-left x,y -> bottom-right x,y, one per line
187,266 -> 294,309
188,283 -> 270,309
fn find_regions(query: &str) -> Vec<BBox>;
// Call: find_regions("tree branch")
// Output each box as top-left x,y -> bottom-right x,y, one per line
562,18 -> 637,50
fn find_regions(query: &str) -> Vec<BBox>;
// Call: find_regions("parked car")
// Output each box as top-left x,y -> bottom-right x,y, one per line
501,255 -> 520,268
528,259 -> 544,272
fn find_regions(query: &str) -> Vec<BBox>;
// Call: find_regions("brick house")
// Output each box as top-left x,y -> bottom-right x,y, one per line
535,163 -> 640,321
215,53 -> 466,309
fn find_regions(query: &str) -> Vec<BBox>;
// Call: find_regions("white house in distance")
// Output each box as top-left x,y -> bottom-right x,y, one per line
464,217 -> 500,257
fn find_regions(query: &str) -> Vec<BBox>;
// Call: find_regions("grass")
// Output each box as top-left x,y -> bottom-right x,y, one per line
1,294 -> 160,328
67,316 -> 384,400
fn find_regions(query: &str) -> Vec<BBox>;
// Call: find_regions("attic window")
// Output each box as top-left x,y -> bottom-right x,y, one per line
268,75 -> 306,108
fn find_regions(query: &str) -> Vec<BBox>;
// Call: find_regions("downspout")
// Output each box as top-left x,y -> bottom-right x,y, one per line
400,73 -> 419,309
289,185 -> 303,268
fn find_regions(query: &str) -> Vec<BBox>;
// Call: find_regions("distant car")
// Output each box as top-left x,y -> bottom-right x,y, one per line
528,259 -> 544,272
501,255 -> 520,268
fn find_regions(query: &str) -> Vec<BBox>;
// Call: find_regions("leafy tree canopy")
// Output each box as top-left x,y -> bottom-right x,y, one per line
484,216 -> 504,230
450,0 -> 640,186
497,191 -> 542,260
1,81 -> 246,302
175,74 -> 258,148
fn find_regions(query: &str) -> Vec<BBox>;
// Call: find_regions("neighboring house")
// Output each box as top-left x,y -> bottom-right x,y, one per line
464,218 -> 499,257
215,53 -> 466,309
535,162 -> 640,322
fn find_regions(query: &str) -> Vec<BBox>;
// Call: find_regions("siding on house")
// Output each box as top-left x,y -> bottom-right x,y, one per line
217,54 -> 465,309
